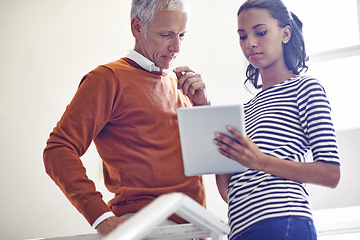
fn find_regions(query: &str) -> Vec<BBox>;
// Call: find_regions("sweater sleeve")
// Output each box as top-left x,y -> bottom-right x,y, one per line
43,66 -> 118,225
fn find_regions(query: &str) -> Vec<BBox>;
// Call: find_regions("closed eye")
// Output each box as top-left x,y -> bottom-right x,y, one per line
257,30 -> 267,36
238,32 -> 247,41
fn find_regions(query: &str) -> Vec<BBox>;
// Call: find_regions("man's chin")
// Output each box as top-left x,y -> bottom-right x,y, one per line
160,58 -> 175,68
158,63 -> 173,71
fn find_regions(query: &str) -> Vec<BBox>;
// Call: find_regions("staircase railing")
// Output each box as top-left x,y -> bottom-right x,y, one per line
103,192 -> 230,240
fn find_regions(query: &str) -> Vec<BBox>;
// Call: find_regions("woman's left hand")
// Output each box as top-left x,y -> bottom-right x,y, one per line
213,125 -> 267,171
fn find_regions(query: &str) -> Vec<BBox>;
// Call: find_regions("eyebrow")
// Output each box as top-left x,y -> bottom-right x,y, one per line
238,23 -> 267,32
159,30 -> 187,35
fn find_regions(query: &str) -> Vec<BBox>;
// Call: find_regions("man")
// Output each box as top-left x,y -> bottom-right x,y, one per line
43,0 -> 210,237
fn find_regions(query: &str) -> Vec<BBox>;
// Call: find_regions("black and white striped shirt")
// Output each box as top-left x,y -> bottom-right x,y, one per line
228,75 -> 340,239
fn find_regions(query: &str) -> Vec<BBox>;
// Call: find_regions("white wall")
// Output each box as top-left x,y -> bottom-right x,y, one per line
0,1 -> 358,240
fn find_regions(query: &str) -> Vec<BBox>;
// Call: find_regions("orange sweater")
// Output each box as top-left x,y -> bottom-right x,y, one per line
43,58 -> 205,226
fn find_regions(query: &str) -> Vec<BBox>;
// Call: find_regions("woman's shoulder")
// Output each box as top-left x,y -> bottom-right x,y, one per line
291,74 -> 326,92
290,74 -> 319,85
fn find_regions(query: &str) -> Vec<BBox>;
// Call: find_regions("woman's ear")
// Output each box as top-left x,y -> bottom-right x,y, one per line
131,17 -> 143,39
282,25 -> 292,44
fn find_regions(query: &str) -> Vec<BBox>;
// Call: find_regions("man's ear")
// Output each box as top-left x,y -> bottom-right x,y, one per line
282,25 -> 292,44
131,17 -> 143,39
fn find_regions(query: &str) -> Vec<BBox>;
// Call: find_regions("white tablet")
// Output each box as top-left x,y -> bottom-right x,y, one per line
177,105 -> 248,176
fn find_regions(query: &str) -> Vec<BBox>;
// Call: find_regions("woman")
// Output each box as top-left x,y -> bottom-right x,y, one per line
214,0 -> 341,239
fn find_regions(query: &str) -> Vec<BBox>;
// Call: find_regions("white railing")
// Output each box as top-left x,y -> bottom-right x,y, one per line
103,192 -> 230,240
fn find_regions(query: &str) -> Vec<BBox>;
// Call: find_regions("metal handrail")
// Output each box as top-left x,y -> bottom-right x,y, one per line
103,192 -> 230,240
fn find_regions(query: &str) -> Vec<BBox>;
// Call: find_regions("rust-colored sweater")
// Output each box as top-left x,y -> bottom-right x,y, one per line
43,58 -> 205,226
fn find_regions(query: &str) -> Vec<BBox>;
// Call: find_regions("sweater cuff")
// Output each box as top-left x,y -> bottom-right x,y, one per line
80,196 -> 112,226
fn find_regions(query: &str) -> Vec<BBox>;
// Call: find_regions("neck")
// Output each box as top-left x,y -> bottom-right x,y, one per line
260,63 -> 295,90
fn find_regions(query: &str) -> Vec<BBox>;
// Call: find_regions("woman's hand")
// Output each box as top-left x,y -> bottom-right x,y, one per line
213,125 -> 267,171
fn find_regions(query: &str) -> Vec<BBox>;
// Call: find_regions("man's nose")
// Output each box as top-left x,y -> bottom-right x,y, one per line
169,36 -> 181,53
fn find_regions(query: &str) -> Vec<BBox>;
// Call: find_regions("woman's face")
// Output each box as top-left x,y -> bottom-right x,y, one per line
237,8 -> 290,71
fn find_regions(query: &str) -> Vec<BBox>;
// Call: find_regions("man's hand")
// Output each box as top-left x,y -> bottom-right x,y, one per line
173,66 -> 210,106
96,216 -> 127,237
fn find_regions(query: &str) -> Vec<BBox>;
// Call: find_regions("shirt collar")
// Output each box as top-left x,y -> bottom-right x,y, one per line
126,50 -> 171,74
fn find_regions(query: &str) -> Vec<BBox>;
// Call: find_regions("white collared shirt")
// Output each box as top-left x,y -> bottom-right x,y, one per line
126,49 -> 171,74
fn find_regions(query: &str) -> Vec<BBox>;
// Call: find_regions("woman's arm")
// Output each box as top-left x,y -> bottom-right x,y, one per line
261,154 -> 340,188
214,126 -> 340,189
215,174 -> 233,203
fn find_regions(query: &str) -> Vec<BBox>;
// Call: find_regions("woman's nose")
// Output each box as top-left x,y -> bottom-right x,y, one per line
246,35 -> 257,48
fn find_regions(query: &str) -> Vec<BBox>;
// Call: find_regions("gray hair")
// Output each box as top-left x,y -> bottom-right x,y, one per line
131,0 -> 190,36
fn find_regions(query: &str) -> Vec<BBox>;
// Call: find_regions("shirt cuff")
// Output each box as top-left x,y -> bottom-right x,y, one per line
92,211 -> 115,229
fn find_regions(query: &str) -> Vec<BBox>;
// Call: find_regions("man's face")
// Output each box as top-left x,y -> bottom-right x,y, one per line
134,8 -> 188,70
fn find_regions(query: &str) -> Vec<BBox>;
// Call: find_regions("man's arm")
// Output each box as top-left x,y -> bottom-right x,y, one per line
43,66 -> 117,227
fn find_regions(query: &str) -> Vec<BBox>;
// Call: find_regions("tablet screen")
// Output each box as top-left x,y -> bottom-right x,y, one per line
177,105 -> 248,176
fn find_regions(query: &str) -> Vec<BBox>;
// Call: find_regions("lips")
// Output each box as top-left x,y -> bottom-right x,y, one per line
163,55 -> 175,59
162,54 -> 177,61
248,51 -> 261,59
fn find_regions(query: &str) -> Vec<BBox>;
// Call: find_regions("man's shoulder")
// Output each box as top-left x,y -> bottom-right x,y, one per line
101,57 -> 141,72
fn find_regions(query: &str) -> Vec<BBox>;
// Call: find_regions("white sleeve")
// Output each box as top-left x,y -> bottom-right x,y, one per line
92,211 -> 115,229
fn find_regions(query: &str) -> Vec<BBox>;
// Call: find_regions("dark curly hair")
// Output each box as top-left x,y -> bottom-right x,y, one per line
238,0 -> 308,89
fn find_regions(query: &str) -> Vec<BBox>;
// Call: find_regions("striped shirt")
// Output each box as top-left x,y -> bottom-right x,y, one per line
228,75 -> 340,239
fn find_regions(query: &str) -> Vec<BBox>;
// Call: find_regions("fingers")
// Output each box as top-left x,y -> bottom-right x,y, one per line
173,66 -> 194,74
213,136 -> 239,162
173,66 -> 191,81
216,126 -> 244,144
173,66 -> 194,83
173,66 -> 209,106
183,76 -> 206,96
178,72 -> 197,94
225,125 -> 245,142
173,66 -> 204,95
214,126 -> 266,171
214,133 -> 238,153
213,126 -> 245,159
